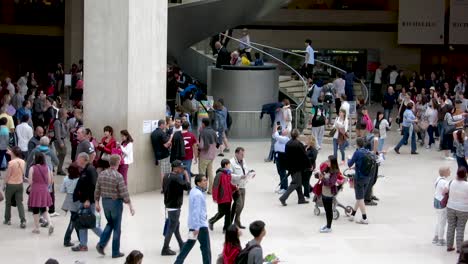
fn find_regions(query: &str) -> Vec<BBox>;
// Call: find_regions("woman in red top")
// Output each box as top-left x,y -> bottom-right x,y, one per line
210,159 -> 238,232
96,125 -> 116,171
220,225 -> 242,264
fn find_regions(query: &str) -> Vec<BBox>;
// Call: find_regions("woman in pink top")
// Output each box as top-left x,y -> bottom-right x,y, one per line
28,152 -> 54,235
3,147 -> 26,228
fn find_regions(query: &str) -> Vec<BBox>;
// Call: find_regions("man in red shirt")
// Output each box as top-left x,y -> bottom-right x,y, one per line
181,121 -> 198,178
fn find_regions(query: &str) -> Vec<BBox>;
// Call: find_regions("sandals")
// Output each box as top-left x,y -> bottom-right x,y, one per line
48,225 -> 54,235
32,229 -> 40,234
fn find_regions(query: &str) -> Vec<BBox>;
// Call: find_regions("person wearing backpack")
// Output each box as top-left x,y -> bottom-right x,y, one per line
347,137 -> 376,225
217,224 -> 242,264
236,220 -> 279,264
433,166 -> 450,247
209,159 -> 238,233
311,105 -> 325,150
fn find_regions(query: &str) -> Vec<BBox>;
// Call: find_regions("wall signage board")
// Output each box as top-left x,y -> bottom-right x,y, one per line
449,0 -> 468,44
398,0 -> 445,44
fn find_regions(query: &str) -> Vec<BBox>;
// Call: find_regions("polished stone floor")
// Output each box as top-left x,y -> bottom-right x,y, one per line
0,127 -> 463,264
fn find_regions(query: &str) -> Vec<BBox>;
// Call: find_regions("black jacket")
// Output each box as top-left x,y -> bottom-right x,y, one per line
170,131 -> 186,163
216,47 -> 231,68
285,139 -> 311,173
151,128 -> 170,161
163,172 -> 191,209
73,164 -> 98,203
260,102 -> 283,127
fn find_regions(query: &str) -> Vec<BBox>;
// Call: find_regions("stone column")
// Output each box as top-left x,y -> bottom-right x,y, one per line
83,0 -> 167,194
64,0 -> 84,71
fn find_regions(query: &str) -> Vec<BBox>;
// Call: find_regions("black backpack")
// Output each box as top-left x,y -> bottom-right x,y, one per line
235,244 -> 261,264
360,149 -> 378,177
311,106 -> 325,127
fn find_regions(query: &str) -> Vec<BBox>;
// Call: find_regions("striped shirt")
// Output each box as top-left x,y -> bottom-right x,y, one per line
95,168 -> 130,203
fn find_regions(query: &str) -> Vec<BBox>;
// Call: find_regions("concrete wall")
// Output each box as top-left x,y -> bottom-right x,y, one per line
84,0 -> 167,193
208,66 -> 278,138
64,0 -> 83,71
233,29 -> 421,72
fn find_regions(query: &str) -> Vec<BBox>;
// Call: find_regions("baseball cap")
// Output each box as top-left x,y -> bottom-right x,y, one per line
171,160 -> 185,168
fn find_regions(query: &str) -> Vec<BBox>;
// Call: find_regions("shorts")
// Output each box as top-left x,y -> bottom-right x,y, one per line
354,178 -> 370,200
159,157 -> 171,175
31,207 -> 47,215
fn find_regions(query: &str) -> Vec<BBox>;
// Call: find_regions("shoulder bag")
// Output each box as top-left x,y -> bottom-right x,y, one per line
75,208 -> 96,229
440,180 -> 453,208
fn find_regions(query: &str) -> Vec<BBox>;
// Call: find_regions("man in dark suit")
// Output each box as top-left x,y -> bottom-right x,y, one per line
215,41 -> 231,68
279,129 -> 311,206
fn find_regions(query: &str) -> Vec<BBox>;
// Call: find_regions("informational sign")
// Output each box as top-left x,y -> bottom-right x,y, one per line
64,74 -> 72,86
143,120 -> 152,134
151,120 -> 159,132
449,0 -> 468,44
348,101 -> 357,117
398,0 -> 445,44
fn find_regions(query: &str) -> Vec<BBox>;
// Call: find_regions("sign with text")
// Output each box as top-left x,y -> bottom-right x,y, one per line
398,0 -> 445,44
449,0 -> 468,44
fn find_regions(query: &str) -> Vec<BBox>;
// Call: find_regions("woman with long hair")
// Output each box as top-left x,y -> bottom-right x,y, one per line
332,109 -> 349,165
118,130 -> 134,185
425,98 -> 439,149
221,224 -> 242,264
319,155 -> 340,233
125,250 -> 144,264
442,105 -> 466,160
303,135 -> 318,199
453,130 -> 468,170
374,111 -> 391,158
60,163 -> 81,247
96,125 -> 116,171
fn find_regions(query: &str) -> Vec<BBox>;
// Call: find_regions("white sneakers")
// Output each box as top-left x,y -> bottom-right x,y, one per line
348,216 -> 369,224
319,226 -> 332,233
355,218 -> 369,225
50,212 -> 60,217
276,189 -> 286,195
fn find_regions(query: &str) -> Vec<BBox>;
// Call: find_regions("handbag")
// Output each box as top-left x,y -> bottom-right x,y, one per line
101,153 -> 111,161
419,120 -> 429,131
328,128 -> 336,138
444,115 -> 456,135
75,208 -> 96,229
440,180 -> 453,208
312,180 -> 322,196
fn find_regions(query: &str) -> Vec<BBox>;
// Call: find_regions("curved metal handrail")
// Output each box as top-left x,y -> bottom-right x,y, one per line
249,41 -> 369,104
219,33 -> 308,129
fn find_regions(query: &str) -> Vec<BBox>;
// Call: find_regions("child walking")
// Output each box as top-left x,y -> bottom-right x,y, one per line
433,166 -> 450,246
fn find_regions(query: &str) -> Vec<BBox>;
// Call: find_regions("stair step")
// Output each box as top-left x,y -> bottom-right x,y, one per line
279,76 -> 292,82
292,92 -> 306,98
279,81 -> 304,89
285,86 -> 306,93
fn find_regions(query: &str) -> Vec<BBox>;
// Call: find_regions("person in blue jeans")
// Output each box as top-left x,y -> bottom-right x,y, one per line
175,174 -> 211,264
95,155 -> 135,259
394,102 -> 418,155
272,124 -> 289,193
72,152 -> 103,252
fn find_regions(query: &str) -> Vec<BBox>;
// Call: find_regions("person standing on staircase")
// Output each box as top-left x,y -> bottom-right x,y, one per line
304,39 -> 315,80
333,73 -> 346,116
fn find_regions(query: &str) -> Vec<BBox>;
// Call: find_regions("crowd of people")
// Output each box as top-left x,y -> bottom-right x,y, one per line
2,39 -> 468,264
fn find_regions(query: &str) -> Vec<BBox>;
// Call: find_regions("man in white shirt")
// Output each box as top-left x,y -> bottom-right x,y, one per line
374,65 -> 383,100
230,147 -> 255,229
304,39 -> 315,80
389,67 -> 398,85
273,124 -> 290,194
5,78 -> 15,96
16,114 -> 33,159
333,73 -> 346,115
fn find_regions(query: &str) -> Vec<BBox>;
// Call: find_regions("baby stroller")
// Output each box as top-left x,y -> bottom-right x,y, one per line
312,170 -> 353,220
